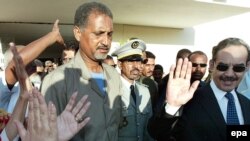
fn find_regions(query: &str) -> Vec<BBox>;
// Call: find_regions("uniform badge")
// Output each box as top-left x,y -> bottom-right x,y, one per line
131,41 -> 139,49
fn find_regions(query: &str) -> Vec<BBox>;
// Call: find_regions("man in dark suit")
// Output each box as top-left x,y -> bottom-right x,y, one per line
148,38 -> 250,141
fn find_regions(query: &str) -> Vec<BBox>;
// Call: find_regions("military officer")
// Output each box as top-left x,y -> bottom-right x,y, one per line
112,39 -> 154,141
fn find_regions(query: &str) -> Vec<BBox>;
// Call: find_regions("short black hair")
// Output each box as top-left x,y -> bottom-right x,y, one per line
176,48 -> 192,59
212,38 -> 250,62
74,2 -> 113,29
188,50 -> 207,60
154,64 -> 163,72
145,51 -> 155,59
64,40 -> 79,52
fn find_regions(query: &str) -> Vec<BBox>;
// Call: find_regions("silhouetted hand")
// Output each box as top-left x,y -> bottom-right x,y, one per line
57,92 -> 91,141
15,89 -> 58,141
166,58 -> 200,107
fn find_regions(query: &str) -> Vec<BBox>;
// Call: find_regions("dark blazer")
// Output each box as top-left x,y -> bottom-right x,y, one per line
148,84 -> 250,141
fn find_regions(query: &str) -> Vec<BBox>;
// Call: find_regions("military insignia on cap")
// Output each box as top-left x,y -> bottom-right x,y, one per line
131,41 -> 139,49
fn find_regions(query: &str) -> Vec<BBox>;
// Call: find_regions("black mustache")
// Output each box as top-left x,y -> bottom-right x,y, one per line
219,76 -> 238,81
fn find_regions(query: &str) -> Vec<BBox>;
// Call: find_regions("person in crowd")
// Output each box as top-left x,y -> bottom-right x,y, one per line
26,60 -> 43,89
0,19 -> 65,114
142,51 -> 156,78
44,60 -> 54,74
112,39 -> 154,141
137,51 -> 158,112
204,46 -> 217,84
188,50 -> 208,87
1,43 -> 90,141
148,37 -> 250,141
42,2 -> 123,141
103,55 -> 116,68
60,40 -> 79,65
153,64 -> 164,84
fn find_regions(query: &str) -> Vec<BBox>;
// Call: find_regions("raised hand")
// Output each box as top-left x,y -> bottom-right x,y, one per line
166,58 -> 200,107
3,43 -> 33,141
15,89 -> 58,141
52,19 -> 65,47
10,42 -> 32,98
57,92 -> 91,141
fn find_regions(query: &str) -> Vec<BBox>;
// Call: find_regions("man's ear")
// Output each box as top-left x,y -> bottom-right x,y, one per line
73,26 -> 81,42
209,59 -> 214,72
117,61 -> 122,70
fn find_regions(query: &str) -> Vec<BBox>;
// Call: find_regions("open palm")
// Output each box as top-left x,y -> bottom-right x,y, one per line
57,92 -> 90,141
166,58 -> 199,107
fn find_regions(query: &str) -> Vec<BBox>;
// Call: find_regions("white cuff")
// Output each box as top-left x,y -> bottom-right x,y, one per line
165,103 -> 181,116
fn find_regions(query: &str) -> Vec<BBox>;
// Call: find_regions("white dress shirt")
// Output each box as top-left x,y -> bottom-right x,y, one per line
210,80 -> 244,124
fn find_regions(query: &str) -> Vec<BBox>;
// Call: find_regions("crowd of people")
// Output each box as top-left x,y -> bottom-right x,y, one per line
1,1 -> 250,141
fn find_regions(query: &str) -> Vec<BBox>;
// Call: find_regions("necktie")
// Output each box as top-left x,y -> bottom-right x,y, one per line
130,85 -> 136,104
225,92 -> 239,125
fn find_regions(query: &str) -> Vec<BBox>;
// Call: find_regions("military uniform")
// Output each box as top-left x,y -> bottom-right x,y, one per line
112,39 -> 154,141
42,52 -> 123,141
137,76 -> 158,112
119,77 -> 154,141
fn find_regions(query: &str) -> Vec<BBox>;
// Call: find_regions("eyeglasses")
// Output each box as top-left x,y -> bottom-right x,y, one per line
192,63 -> 207,68
216,63 -> 246,72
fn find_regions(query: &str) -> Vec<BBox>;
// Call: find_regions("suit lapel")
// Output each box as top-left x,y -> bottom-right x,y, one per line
198,85 -> 226,138
237,93 -> 250,124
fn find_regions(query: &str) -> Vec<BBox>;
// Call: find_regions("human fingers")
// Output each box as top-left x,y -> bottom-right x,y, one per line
185,61 -> 192,80
180,58 -> 189,78
53,19 -> 65,47
72,94 -> 89,117
37,89 -> 49,131
14,120 -> 27,140
168,64 -> 176,80
48,101 -> 58,137
188,80 -> 200,99
10,42 -> 32,92
32,89 -> 41,130
64,92 -> 78,112
10,43 -> 22,82
174,58 -> 183,78
28,93 -> 34,132
75,100 -> 91,124
52,19 -> 59,31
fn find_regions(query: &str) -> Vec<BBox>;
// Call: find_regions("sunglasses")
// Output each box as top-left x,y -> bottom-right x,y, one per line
216,63 -> 246,72
192,63 -> 207,68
